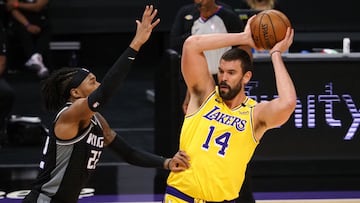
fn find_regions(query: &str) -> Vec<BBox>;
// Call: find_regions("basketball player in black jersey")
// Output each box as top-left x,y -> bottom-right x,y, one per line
22,5 -> 190,203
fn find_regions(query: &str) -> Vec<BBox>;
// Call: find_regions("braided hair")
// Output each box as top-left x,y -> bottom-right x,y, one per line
40,67 -> 83,112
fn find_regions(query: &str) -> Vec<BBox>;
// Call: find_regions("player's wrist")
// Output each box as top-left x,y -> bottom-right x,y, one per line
164,158 -> 172,170
270,50 -> 281,57
129,40 -> 143,52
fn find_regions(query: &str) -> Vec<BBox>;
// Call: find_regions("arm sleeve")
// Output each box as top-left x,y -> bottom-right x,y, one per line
108,134 -> 166,168
88,47 -> 137,111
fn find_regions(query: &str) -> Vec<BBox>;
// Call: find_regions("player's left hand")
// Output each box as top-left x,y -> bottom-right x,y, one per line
244,15 -> 264,51
270,27 -> 294,54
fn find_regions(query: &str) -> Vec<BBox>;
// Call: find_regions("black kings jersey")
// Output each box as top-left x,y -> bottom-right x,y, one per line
23,103 -> 104,203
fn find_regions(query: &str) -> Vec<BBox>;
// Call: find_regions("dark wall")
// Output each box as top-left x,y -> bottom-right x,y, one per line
49,0 -> 160,34
49,0 -> 360,34
51,32 -> 167,69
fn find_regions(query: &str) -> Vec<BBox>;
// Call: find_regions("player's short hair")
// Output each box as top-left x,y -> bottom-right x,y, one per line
222,48 -> 253,74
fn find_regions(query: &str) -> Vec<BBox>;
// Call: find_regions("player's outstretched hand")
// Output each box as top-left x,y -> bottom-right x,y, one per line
169,150 -> 190,172
130,5 -> 160,51
270,27 -> 294,55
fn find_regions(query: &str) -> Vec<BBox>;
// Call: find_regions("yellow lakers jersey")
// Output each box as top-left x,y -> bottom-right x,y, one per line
167,88 -> 258,201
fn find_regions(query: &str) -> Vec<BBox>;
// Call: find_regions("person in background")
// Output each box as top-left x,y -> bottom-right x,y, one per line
0,4 -> 15,147
170,0 -> 252,119
22,5 -> 190,203
169,1 -> 254,202
245,0 -> 276,10
164,15 -> 296,202
6,0 -> 50,78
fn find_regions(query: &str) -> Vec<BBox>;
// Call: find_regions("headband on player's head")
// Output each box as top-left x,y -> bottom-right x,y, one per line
64,68 -> 90,99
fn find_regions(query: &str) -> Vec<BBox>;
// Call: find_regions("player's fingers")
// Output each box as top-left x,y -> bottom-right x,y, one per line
145,5 -> 152,16
173,156 -> 190,168
246,14 -> 257,26
174,155 -> 190,168
135,20 -> 140,27
142,5 -> 150,19
173,164 -> 189,172
289,28 -> 294,43
282,27 -> 293,47
142,5 -> 154,23
171,167 -> 184,172
178,150 -> 190,160
177,151 -> 190,168
151,18 -> 160,28
150,7 -> 158,19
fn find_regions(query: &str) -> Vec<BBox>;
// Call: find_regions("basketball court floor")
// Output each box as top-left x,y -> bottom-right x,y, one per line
74,191 -> 360,203
2,192 -> 360,202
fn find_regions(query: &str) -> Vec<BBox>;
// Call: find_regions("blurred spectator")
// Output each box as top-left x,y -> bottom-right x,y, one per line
170,0 -> 244,55
6,0 -> 50,78
0,7 -> 15,146
244,0 -> 277,10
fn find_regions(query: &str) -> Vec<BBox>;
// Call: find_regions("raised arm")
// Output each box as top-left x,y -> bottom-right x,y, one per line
253,27 -> 297,141
55,5 -> 160,140
9,9 -> 41,34
7,0 -> 48,12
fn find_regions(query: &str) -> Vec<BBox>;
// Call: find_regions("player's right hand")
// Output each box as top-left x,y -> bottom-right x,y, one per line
244,15 -> 264,51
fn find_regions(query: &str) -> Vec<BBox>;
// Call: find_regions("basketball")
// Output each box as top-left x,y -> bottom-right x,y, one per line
250,9 -> 291,50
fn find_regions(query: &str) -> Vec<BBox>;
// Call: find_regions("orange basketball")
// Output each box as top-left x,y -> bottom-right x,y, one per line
250,9 -> 291,50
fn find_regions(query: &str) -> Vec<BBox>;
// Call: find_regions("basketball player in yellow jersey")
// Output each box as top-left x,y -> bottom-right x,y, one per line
164,16 -> 296,202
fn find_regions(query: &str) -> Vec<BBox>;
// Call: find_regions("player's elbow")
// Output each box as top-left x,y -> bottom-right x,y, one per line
288,94 -> 297,111
182,35 -> 201,53
282,96 -> 297,116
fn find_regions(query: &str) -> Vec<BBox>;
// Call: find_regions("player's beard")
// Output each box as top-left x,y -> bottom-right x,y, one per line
219,79 -> 243,100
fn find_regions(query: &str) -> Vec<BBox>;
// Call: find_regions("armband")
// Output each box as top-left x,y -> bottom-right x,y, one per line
270,50 -> 282,57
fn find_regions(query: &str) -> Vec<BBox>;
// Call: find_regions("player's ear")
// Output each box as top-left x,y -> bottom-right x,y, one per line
243,71 -> 252,84
70,88 -> 81,99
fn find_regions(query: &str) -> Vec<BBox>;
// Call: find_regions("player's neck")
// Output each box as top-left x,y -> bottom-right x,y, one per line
199,4 -> 220,19
223,94 -> 247,109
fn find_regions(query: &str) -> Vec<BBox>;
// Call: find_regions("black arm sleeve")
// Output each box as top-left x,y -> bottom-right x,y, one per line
88,47 -> 137,111
108,134 -> 166,168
